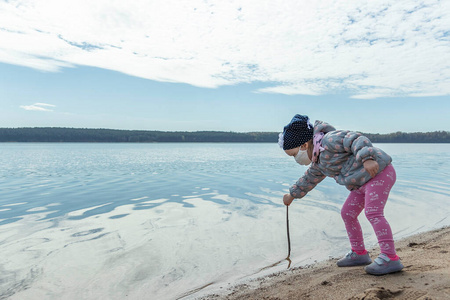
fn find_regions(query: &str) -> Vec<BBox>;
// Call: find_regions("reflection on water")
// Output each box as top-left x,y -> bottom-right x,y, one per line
0,143 -> 449,299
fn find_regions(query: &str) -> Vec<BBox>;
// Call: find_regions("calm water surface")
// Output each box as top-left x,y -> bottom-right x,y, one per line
0,143 -> 449,299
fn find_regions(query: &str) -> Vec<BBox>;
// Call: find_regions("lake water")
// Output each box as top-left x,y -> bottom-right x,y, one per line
0,143 -> 449,299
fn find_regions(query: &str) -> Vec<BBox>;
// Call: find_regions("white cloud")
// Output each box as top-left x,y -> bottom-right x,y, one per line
20,103 -> 55,112
1,0 -> 449,98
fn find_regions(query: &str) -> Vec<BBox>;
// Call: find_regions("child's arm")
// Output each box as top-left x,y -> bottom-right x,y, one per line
286,166 -> 325,205
343,132 -> 381,177
342,132 -> 377,163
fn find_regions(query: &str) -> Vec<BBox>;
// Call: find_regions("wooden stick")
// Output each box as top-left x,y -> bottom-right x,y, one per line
286,206 -> 292,268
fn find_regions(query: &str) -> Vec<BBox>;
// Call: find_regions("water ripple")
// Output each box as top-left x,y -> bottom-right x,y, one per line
0,143 -> 449,300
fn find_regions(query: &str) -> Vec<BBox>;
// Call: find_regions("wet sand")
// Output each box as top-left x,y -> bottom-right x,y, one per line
200,226 -> 450,300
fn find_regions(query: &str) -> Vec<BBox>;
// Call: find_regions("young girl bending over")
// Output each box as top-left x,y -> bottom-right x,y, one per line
279,114 -> 403,275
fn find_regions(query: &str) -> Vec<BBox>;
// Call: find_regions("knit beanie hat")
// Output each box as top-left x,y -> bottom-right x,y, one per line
278,114 -> 314,150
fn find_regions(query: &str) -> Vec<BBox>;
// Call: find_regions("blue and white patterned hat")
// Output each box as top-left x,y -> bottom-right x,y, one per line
278,114 -> 314,150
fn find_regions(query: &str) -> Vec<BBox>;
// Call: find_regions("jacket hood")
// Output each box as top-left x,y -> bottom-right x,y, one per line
313,120 -> 336,134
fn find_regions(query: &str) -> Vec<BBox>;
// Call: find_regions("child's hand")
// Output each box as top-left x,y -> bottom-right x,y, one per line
283,194 -> 294,206
363,159 -> 379,178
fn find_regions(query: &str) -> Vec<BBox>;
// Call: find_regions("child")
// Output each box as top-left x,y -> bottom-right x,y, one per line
279,114 -> 404,275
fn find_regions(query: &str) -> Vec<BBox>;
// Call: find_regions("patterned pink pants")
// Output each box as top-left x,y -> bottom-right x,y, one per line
341,164 -> 397,257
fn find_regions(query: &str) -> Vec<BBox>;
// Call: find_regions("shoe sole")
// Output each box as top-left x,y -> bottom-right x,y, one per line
337,261 -> 372,267
365,265 -> 404,275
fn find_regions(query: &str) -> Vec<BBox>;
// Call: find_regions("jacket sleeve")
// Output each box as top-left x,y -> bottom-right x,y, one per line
342,132 -> 376,163
289,166 -> 326,199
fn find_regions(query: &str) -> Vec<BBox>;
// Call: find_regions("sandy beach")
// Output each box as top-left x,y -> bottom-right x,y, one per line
200,226 -> 450,300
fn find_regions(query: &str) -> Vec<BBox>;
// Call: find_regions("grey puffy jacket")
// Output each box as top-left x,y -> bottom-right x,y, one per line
289,120 -> 392,198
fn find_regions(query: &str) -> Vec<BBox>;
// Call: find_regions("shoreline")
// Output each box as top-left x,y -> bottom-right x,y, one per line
197,226 -> 450,300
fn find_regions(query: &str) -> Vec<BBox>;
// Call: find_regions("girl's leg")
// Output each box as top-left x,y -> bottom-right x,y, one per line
341,189 -> 366,252
363,164 -> 397,258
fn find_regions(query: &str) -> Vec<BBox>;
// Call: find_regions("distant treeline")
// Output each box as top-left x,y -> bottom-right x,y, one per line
0,128 -> 449,143
0,128 -> 277,143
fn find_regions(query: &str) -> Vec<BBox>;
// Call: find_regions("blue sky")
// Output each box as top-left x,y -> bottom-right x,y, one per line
1,1 -> 449,133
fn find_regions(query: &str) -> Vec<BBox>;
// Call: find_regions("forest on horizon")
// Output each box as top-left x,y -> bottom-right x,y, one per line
0,127 -> 449,143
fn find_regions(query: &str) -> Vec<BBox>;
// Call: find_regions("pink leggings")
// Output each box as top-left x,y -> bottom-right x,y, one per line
341,164 -> 397,257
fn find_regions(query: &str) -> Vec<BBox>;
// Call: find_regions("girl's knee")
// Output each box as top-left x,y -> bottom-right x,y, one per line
341,207 -> 360,221
342,192 -> 364,221
365,208 -> 384,223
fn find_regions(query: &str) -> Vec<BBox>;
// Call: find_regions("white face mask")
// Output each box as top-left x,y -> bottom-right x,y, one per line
294,149 -> 311,165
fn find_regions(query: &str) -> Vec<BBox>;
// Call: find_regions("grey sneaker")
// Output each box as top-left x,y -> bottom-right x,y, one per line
337,250 -> 372,267
365,253 -> 404,275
